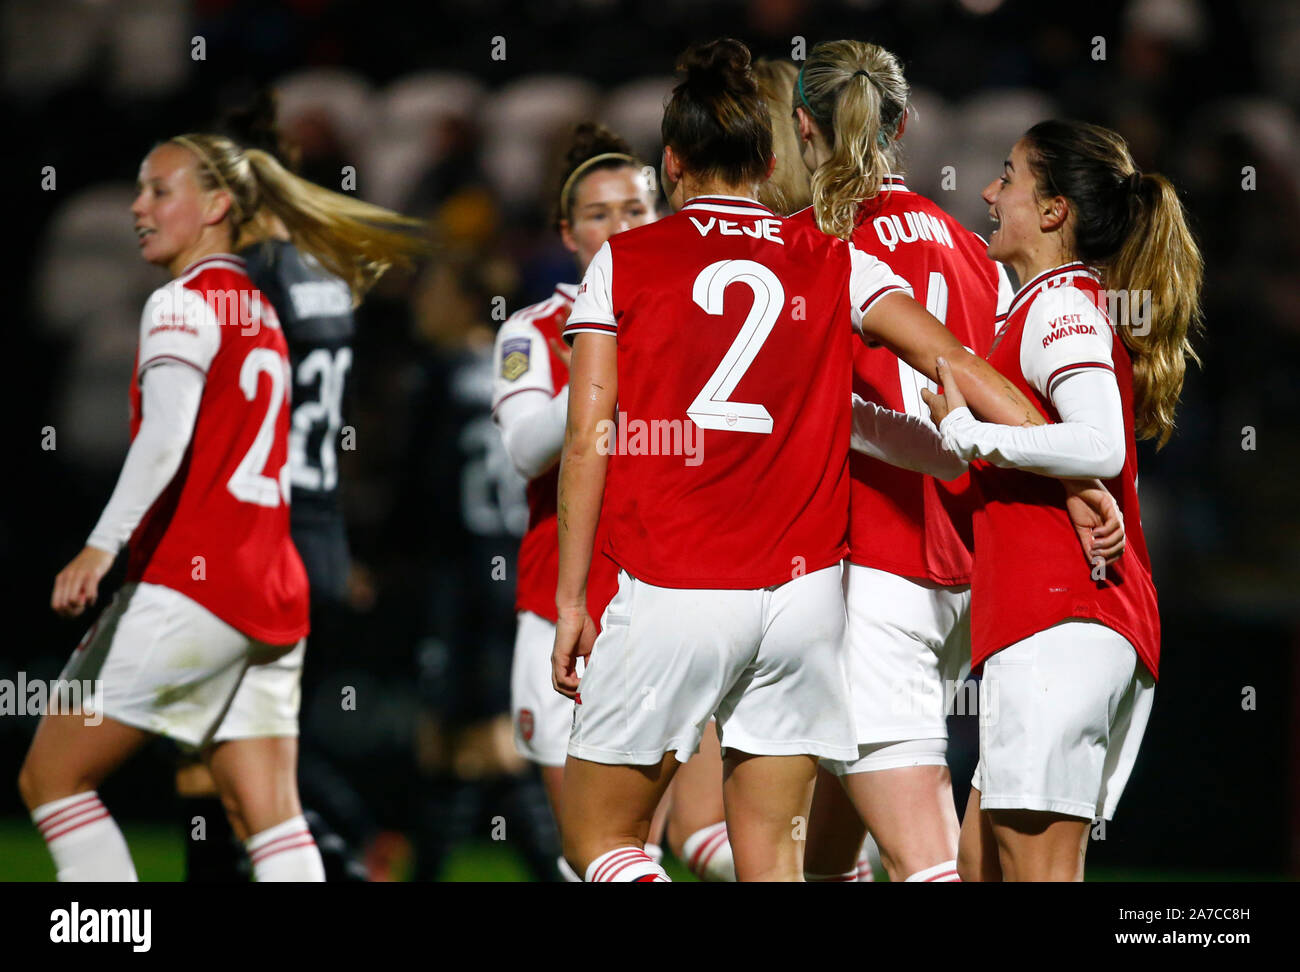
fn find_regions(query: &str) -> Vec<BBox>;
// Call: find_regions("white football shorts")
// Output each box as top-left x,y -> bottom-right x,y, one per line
60,582 -> 294,750
510,610 -> 573,767
212,639 -> 305,742
569,564 -> 857,766
971,619 -> 1155,821
823,564 -> 971,776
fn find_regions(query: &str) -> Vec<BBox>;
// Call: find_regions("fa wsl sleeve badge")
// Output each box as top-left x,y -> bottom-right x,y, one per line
501,338 -> 531,381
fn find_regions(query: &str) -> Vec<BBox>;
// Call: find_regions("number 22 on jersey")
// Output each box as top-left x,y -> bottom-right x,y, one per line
227,347 -> 292,508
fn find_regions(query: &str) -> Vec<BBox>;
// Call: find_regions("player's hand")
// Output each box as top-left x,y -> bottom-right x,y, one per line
51,546 -> 116,618
552,605 -> 596,700
1063,479 -> 1126,568
921,356 -> 965,426
548,337 -> 573,371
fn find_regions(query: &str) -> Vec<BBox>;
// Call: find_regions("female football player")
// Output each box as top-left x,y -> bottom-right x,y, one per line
791,40 -> 1126,883
924,120 -> 1201,880
21,132 -> 421,880
658,55 -> 814,883
551,38 -> 1055,883
174,96 -> 406,883
492,122 -> 659,879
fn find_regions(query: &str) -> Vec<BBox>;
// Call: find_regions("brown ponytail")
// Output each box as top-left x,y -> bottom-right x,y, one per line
661,38 -> 772,187
1023,121 -> 1203,447
798,40 -> 909,240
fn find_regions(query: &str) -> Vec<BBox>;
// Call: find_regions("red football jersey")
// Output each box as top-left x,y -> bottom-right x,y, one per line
126,254 -> 310,646
790,175 -> 1010,585
491,285 -> 620,626
969,263 -> 1160,677
564,195 -> 910,589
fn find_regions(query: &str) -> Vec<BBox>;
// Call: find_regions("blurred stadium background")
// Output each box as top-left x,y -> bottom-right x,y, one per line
4,0 -> 1298,880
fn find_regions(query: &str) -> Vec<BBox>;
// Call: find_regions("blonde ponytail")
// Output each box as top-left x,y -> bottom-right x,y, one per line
798,40 -> 908,240
169,133 -> 427,305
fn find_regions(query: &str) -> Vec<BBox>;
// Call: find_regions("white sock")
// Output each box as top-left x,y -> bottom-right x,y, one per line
681,822 -> 736,882
33,791 -> 137,881
904,859 -> 960,882
557,855 -> 583,882
644,842 -> 664,865
245,815 -> 325,882
584,846 -> 670,882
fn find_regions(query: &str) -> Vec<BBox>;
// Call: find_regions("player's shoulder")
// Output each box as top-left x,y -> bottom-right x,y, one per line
1020,270 -> 1112,348
605,210 -> 684,256
781,206 -> 840,246
785,204 -> 817,227
177,253 -> 255,292
1024,269 -> 1107,321
764,206 -> 850,268
144,266 -> 228,330
499,286 -> 575,342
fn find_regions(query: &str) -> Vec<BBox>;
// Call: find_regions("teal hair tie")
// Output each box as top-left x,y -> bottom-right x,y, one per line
796,63 -> 821,120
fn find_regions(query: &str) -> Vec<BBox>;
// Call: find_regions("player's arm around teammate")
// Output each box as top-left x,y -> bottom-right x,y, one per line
551,39 -> 866,882
787,41 -> 1125,884
925,122 -> 1201,881
551,39 -> 1065,885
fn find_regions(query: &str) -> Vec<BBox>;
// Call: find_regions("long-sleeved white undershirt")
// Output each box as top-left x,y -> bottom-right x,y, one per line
938,367 -> 1127,479
495,384 -> 570,481
86,363 -> 205,555
850,394 -> 968,481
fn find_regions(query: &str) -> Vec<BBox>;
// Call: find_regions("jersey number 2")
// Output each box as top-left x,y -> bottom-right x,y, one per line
688,260 -> 784,434
227,347 -> 291,507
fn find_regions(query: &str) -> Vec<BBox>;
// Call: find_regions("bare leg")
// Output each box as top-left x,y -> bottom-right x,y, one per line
956,786 -> 1001,882
665,720 -> 726,858
804,764 -> 866,877
561,753 -> 679,876
19,713 -> 149,810
988,809 -> 1089,882
205,736 -> 303,838
178,760 -> 248,842
540,764 -> 565,824
647,776 -> 672,850
841,765 -> 959,880
722,750 -> 817,882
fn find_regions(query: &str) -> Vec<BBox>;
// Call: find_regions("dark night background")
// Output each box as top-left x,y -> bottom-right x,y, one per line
2,0 -> 1296,879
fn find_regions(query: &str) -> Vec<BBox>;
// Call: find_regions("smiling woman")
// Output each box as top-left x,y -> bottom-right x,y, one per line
928,119 -> 1204,882
18,132 -> 424,883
